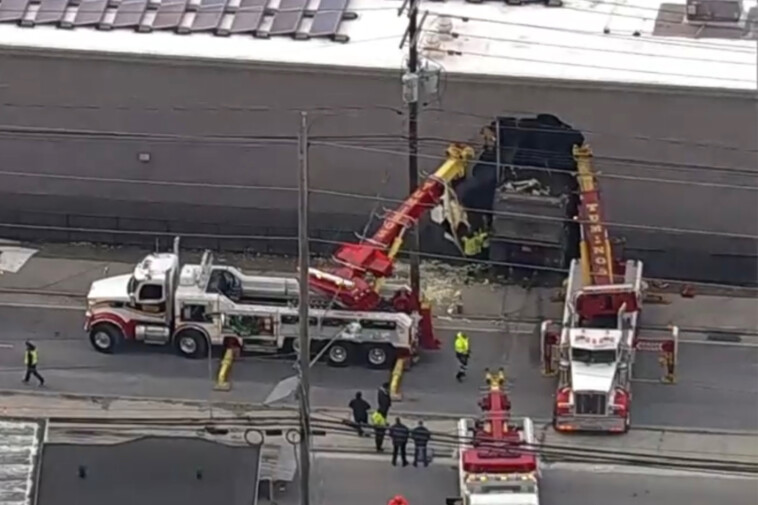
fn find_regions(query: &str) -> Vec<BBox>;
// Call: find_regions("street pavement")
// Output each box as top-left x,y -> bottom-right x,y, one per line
277,456 -> 758,505
0,302 -> 756,430
0,243 -> 756,431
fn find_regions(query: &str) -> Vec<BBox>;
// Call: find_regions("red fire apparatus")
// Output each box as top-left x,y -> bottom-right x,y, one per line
308,143 -> 476,358
450,369 -> 540,505
540,144 -> 678,433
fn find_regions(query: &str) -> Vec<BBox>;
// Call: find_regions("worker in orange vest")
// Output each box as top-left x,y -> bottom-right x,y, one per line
387,495 -> 408,505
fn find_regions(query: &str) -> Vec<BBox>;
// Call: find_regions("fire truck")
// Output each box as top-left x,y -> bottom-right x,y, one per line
540,145 -> 679,433
451,369 -> 540,505
85,144 -> 476,367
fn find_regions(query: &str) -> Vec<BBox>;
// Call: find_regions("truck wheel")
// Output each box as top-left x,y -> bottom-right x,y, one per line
364,344 -> 396,370
327,342 -> 352,367
89,324 -> 123,354
174,329 -> 209,359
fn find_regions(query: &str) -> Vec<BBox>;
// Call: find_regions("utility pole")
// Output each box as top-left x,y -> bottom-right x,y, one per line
297,111 -> 312,505
402,0 -> 421,306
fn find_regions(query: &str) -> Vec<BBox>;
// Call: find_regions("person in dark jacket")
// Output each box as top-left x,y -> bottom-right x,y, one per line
389,417 -> 410,467
377,382 -> 392,417
411,420 -> 431,467
23,341 -> 44,386
348,391 -> 371,436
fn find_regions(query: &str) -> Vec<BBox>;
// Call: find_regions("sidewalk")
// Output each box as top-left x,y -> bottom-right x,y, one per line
0,241 -> 756,333
2,391 -> 757,466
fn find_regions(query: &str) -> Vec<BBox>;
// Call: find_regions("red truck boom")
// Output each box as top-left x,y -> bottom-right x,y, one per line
308,144 -> 475,351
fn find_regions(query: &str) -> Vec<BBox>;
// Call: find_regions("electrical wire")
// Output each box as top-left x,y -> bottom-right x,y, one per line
421,29 -> 754,66
0,168 -> 756,240
1,103 -> 756,158
422,46 -> 753,85
4,124 -> 755,182
422,8 -> 757,53
309,140 -> 758,190
33,414 -> 758,472
0,219 -> 753,291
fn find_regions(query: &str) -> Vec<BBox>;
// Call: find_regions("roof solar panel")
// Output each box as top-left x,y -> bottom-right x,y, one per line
111,0 -> 147,28
189,0 -> 226,31
308,0 -> 346,37
152,0 -> 188,29
72,0 -> 108,25
0,0 -> 31,22
267,0 -> 305,35
34,0 -> 70,24
228,0 -> 265,33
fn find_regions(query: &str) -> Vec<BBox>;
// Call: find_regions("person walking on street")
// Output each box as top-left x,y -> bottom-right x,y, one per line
389,417 -> 410,467
23,341 -> 44,387
377,382 -> 392,417
454,332 -> 470,382
348,391 -> 371,437
371,410 -> 388,452
411,420 -> 431,467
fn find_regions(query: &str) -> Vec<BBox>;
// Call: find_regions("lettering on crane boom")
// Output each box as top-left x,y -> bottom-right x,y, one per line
582,198 -> 612,283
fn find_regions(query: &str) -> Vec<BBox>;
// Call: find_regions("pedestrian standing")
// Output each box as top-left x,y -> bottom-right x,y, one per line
454,332 -> 470,382
23,341 -> 44,387
371,410 -> 388,452
411,420 -> 431,467
377,382 -> 392,417
389,417 -> 409,467
348,391 -> 371,437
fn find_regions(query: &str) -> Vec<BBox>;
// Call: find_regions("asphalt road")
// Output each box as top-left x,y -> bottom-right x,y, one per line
0,306 -> 756,431
278,456 -> 758,505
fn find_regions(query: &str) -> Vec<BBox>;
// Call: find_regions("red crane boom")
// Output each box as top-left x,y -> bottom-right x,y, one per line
308,144 -> 476,348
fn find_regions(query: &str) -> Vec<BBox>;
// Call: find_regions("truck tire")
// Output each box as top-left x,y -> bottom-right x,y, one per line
89,324 -> 123,354
327,342 -> 352,367
174,329 -> 209,359
364,344 -> 396,370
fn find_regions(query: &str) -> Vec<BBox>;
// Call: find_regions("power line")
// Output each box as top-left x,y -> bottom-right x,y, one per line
422,29 -> 754,66
423,46 -> 753,85
1,102 -> 757,156
1,168 -> 757,240
0,220 -> 753,292
423,8 -> 756,53
4,124 -> 754,180
406,136 -> 758,177
1,121 -> 755,180
309,141 -> 758,191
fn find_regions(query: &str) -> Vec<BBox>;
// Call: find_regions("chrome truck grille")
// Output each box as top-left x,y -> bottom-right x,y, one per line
574,392 -> 607,415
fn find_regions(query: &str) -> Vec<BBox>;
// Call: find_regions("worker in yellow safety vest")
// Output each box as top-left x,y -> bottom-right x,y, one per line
454,332 -> 470,382
23,341 -> 45,386
461,234 -> 481,257
371,410 -> 388,452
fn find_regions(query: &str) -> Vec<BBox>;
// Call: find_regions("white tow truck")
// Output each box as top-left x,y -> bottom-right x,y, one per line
539,145 -> 679,433
84,238 -> 417,368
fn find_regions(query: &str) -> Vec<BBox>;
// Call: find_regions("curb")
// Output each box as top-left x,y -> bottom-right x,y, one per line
2,389 -> 757,437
